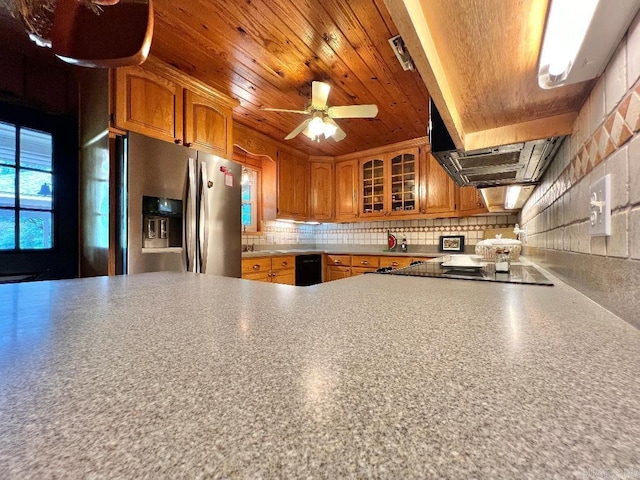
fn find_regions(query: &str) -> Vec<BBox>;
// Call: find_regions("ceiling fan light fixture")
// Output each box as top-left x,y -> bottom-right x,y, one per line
322,117 -> 338,138
308,115 -> 325,137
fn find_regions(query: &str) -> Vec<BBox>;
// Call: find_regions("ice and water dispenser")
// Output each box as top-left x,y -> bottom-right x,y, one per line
142,196 -> 183,249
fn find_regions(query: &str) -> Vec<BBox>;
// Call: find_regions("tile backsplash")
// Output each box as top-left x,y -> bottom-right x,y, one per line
243,214 -> 518,250
520,10 -> 640,327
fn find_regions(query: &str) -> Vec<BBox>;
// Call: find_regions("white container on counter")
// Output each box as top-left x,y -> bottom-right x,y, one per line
475,237 -> 522,261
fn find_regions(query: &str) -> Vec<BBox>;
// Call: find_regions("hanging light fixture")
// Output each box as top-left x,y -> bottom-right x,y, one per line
240,152 -> 253,186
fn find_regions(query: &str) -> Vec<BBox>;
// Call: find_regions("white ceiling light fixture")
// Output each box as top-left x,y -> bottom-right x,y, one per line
504,185 -> 522,210
538,0 -> 640,89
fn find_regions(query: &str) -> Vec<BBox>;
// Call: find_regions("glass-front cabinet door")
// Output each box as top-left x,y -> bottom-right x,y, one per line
361,158 -> 385,216
389,151 -> 416,215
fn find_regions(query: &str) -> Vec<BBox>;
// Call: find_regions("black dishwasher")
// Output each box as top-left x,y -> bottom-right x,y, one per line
295,254 -> 322,286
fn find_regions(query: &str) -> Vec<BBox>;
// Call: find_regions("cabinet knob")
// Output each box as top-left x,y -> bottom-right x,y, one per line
361,260 -> 368,265
391,262 -> 398,267
420,209 -> 426,214
335,260 -> 342,264
281,261 -> 287,267
184,142 -> 192,147
252,264 -> 260,270
174,139 -> 182,145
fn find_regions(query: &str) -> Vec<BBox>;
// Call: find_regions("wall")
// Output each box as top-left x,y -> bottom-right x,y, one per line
520,11 -> 640,327
243,214 -> 517,252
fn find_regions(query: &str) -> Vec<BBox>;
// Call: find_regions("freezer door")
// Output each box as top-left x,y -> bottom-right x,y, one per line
198,153 -> 241,278
127,132 -> 190,274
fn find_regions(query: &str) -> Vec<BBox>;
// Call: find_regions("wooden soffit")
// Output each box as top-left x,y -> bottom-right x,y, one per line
385,0 -> 594,150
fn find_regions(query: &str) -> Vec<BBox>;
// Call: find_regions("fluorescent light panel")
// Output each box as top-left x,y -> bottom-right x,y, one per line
504,185 -> 521,210
538,0 -> 640,89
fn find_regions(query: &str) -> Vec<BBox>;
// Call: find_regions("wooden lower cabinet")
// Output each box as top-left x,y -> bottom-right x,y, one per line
242,255 -> 295,285
270,255 -> 295,285
326,266 -> 352,281
325,254 -> 352,282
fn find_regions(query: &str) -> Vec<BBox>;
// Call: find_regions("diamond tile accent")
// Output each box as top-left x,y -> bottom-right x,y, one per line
596,125 -> 615,163
626,89 -> 640,132
608,110 -> 633,147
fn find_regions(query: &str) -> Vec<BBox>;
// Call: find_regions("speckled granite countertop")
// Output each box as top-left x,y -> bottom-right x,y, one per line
1,270 -> 639,478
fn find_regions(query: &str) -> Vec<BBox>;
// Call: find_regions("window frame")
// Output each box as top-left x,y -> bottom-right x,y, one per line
234,148 -> 263,235
0,121 -> 55,252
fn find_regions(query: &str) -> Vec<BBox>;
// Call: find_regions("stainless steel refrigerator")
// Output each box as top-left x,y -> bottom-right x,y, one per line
123,132 -> 241,277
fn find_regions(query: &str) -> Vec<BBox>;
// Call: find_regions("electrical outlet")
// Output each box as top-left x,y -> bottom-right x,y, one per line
589,174 -> 611,236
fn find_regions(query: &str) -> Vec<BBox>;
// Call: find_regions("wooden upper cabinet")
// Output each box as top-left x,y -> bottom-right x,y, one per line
277,151 -> 308,220
388,149 -> 418,217
334,159 -> 359,221
114,66 -> 183,143
458,186 -> 488,214
420,151 -> 456,214
360,156 -> 386,217
359,148 -> 418,219
184,90 -> 232,157
310,161 -> 333,221
113,59 -> 237,157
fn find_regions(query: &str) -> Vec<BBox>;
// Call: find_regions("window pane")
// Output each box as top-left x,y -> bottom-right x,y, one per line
19,170 -> 53,210
0,122 -> 16,166
241,183 -> 251,202
20,128 -> 52,171
0,209 -> 16,249
19,210 -> 52,249
0,166 -> 16,207
241,203 -> 252,226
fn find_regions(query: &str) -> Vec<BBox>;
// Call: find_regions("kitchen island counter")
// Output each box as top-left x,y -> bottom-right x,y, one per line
1,271 -> 639,478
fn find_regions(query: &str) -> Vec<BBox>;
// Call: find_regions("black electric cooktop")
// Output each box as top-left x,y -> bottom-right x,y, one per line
374,259 -> 553,286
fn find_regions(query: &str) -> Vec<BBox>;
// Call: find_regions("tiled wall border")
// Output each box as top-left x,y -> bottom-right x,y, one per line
522,80 -> 640,225
243,215 -> 518,247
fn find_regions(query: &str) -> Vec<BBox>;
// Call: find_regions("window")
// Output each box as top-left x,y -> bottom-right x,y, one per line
241,167 -> 259,233
0,121 -> 54,250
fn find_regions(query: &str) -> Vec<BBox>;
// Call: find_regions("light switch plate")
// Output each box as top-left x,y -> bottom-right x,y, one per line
589,174 -> 611,236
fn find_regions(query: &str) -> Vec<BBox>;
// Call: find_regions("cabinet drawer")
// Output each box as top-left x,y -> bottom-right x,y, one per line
271,255 -> 295,271
242,257 -> 272,274
242,271 -> 270,282
271,268 -> 295,285
380,256 -> 413,269
351,266 -> 378,276
326,265 -> 351,282
351,255 -> 379,268
326,254 -> 351,266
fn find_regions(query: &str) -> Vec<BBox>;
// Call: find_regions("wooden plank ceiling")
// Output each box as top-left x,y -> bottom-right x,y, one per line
150,0 -> 431,156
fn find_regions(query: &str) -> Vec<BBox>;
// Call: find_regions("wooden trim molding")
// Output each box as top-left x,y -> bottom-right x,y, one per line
463,112 -> 578,151
335,136 -> 429,161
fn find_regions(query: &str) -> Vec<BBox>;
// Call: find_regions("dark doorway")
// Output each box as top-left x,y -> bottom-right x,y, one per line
0,103 -> 78,281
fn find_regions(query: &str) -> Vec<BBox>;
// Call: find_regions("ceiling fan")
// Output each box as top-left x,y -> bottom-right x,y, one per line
262,81 -> 378,142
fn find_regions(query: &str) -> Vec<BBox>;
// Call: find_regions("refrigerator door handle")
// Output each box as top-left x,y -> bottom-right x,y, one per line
186,157 -> 197,272
199,160 -> 210,273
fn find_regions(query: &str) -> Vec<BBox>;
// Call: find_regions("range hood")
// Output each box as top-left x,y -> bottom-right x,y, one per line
428,100 -> 564,188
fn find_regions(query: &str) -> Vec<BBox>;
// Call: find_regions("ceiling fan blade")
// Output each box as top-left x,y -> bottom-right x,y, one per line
311,81 -> 331,110
325,118 -> 346,142
328,104 -> 378,118
332,125 -> 346,142
261,107 -> 309,115
284,118 -> 311,140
